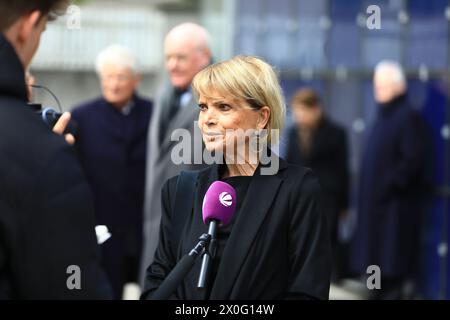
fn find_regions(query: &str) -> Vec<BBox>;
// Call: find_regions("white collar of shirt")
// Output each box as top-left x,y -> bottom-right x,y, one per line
120,100 -> 135,116
179,91 -> 192,109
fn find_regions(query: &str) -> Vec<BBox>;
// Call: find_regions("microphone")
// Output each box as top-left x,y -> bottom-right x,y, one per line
197,181 -> 237,290
148,180 -> 236,300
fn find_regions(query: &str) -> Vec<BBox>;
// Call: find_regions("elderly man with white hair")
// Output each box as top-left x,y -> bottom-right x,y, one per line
140,23 -> 212,286
71,44 -> 153,299
351,60 -> 428,299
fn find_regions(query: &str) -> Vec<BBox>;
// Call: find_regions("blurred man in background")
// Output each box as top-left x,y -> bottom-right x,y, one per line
351,60 -> 428,299
0,0 -> 111,299
286,88 -> 349,282
140,22 -> 211,285
71,44 -> 152,299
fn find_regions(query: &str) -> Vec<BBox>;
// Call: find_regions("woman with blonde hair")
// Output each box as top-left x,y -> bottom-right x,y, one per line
142,56 -> 331,300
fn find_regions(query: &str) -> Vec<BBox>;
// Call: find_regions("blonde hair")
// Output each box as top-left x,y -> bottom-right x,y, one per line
191,55 -> 285,144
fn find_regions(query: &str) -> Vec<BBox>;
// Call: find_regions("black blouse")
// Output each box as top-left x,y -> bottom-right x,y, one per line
208,175 -> 252,296
142,158 -> 332,300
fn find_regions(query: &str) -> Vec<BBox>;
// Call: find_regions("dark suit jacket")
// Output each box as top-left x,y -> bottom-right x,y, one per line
0,34 -> 111,299
71,96 -> 152,298
142,157 -> 331,299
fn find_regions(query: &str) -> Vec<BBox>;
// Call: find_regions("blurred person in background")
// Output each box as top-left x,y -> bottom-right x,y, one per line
71,44 -> 152,299
0,0 -> 111,299
285,88 -> 349,282
140,22 -> 211,286
351,60 -> 428,299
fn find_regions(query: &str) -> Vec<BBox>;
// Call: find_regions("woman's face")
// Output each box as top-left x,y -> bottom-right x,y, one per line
197,91 -> 269,155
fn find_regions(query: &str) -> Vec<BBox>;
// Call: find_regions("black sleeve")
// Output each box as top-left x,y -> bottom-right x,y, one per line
141,177 -> 177,299
38,147 -> 112,299
10,145 -> 112,299
0,199 -> 13,299
286,170 -> 332,300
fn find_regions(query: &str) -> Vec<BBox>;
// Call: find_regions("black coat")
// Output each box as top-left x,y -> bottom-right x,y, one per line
71,96 -> 152,298
285,117 -> 349,241
351,94 -> 427,278
0,34 -> 111,299
142,158 -> 331,299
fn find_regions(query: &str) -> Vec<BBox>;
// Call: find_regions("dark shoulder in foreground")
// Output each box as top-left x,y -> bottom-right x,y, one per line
0,99 -> 72,174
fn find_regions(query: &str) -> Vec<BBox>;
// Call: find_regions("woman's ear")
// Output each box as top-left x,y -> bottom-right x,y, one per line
257,106 -> 271,130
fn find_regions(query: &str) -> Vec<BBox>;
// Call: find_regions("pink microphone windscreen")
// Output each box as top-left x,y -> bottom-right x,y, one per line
202,181 -> 237,227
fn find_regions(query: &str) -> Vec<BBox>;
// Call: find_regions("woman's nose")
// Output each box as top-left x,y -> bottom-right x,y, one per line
204,108 -> 217,125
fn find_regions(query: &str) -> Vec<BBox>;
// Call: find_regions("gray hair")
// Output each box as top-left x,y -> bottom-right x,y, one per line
95,44 -> 138,75
374,60 -> 406,86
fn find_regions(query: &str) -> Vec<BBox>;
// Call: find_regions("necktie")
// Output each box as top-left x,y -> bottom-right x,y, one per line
159,88 -> 186,145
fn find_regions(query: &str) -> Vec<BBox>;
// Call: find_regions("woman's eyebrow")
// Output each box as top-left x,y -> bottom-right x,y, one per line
198,99 -> 230,106
211,100 -> 229,106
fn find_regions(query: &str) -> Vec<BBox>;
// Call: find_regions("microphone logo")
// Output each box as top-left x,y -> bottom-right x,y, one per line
219,192 -> 233,207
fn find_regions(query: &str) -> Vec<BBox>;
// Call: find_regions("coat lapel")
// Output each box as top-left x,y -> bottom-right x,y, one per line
209,157 -> 287,299
191,163 -> 221,234
160,95 -> 199,153
149,84 -> 172,153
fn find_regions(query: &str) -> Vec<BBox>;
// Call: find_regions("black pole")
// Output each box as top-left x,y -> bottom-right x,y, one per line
148,233 -> 211,300
197,220 -> 218,289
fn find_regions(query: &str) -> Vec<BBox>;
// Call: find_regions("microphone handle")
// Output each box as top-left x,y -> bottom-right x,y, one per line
151,253 -> 196,300
197,220 -> 218,289
150,233 -> 211,300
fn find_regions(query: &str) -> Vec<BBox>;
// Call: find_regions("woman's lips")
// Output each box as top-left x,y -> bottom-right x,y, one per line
203,132 -> 222,137
203,132 -> 223,142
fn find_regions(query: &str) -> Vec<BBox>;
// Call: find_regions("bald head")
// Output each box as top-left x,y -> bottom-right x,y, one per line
164,23 -> 211,90
165,23 -> 210,51
373,60 -> 407,104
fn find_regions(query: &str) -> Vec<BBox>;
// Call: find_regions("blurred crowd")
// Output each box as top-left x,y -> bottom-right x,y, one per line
56,22 -> 432,299
1,0 -> 437,300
